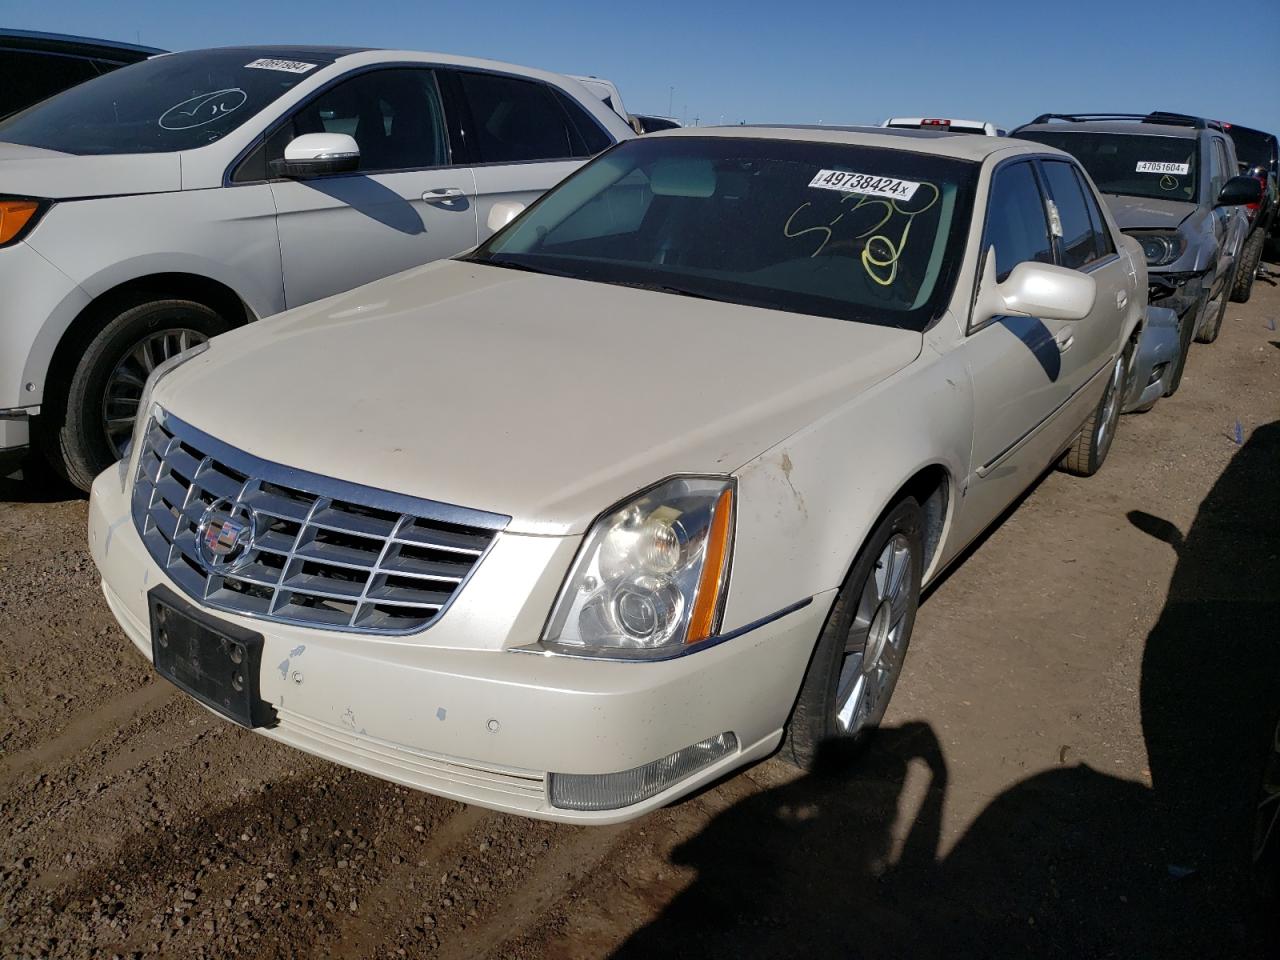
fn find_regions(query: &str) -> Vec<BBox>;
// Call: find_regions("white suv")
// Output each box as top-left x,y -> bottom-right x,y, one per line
0,46 -> 632,487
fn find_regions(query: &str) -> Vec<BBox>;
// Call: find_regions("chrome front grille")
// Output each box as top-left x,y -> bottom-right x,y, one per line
130,409 -> 508,635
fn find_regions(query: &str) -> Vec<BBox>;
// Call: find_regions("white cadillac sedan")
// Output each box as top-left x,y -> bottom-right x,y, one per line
89,126 -> 1144,822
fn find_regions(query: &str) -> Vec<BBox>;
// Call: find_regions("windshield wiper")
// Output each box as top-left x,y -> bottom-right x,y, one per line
463,255 -> 574,280
595,278 -> 719,302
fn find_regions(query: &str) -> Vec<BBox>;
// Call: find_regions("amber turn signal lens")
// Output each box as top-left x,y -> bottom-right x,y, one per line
0,200 -> 41,245
686,487 -> 734,645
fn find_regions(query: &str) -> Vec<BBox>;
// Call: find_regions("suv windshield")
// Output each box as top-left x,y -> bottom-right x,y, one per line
1016,130 -> 1199,203
0,49 -> 334,155
468,136 -> 978,329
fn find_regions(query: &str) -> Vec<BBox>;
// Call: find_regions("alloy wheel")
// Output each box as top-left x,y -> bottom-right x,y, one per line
102,328 -> 208,457
835,533 -> 914,736
1095,355 -> 1124,463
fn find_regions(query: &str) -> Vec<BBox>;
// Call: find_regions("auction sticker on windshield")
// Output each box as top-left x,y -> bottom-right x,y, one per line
1136,161 -> 1189,175
809,169 -> 920,201
244,58 -> 317,74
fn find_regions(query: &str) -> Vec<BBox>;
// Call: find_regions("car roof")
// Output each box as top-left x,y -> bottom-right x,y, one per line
160,44 -> 371,60
1015,120 -> 1200,139
648,124 -> 1044,162
0,28 -> 165,58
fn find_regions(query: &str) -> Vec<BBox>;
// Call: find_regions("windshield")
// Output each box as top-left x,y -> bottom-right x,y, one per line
1016,130 -> 1199,203
468,137 -> 978,329
0,49 -> 334,155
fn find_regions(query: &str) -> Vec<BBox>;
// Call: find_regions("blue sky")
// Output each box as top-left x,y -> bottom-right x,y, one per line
8,0 -> 1279,134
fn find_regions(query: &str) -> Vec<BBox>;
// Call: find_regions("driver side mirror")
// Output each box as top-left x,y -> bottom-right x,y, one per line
972,249 -> 1097,328
1215,174 -> 1263,208
270,133 -> 360,179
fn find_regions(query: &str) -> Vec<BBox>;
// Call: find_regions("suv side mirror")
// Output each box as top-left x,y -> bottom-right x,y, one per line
972,250 -> 1097,327
270,133 -> 360,179
1216,174 -> 1263,207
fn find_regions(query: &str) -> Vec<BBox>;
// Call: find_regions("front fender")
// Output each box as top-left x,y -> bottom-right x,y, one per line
723,345 -> 971,634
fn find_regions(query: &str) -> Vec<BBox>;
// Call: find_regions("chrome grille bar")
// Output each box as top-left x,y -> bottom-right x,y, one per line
130,408 -> 508,635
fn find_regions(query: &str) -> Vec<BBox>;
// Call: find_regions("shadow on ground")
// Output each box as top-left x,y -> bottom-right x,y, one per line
0,453 -> 82,504
616,422 -> 1280,959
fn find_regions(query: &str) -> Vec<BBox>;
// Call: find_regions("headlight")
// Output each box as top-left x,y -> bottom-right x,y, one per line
0,197 -> 49,247
119,341 -> 210,490
541,477 -> 735,660
1127,230 -> 1187,267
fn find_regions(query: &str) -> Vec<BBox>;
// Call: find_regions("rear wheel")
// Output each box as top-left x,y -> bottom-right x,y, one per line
782,498 -> 923,768
41,299 -> 228,491
1231,229 -> 1265,303
1059,344 -> 1128,477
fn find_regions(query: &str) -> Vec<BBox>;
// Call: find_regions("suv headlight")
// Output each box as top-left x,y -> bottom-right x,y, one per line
1126,230 -> 1187,267
0,197 -> 49,248
119,341 -> 210,490
541,477 -> 735,660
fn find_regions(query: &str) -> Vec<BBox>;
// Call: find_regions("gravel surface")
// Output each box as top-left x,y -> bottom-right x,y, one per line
2,265 -> 1277,959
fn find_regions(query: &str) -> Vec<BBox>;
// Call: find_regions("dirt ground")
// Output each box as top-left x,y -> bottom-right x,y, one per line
2,260 -> 1278,960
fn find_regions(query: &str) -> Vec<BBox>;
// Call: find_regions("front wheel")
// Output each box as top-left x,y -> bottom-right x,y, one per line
42,299 -> 229,491
1164,294 -> 1202,397
1231,229 -> 1265,304
782,498 -> 924,768
1195,264 -> 1235,344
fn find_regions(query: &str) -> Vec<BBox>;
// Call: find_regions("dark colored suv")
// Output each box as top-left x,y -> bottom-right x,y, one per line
0,29 -> 163,119
1013,112 -> 1261,393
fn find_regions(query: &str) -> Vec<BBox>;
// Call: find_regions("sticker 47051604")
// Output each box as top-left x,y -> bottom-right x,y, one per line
809,169 -> 920,201
1136,161 -> 1190,175
244,58 -> 317,74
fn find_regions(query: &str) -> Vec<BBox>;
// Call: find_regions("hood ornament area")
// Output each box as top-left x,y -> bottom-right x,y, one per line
195,499 -> 259,574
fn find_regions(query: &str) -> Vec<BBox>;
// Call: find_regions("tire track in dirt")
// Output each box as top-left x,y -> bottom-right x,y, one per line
0,678 -> 175,782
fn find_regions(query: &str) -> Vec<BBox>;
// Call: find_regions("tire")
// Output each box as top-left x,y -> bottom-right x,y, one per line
1194,264 -> 1234,344
1231,229 -> 1265,304
1164,293 -> 1202,397
1059,343 -> 1129,478
782,497 -> 924,769
40,299 -> 229,491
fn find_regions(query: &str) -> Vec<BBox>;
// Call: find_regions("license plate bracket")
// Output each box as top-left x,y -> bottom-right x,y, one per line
149,585 -> 277,729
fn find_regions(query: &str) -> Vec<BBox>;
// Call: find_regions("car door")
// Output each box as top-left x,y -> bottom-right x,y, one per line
1038,158 -> 1127,399
266,67 -> 479,308
958,158 -> 1077,535
446,69 -> 613,241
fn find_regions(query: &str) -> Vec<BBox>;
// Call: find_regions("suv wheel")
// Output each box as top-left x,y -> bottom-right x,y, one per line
42,299 -> 228,491
1231,228 -> 1265,303
1164,294 -> 1202,397
1195,263 -> 1236,344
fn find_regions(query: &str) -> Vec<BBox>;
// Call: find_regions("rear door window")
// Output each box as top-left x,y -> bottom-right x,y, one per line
981,160 -> 1054,283
456,71 -> 578,163
1040,160 -> 1106,269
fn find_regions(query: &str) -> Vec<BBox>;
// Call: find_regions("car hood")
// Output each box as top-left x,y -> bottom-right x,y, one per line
157,260 -> 923,535
1101,193 -> 1197,231
0,142 -> 181,198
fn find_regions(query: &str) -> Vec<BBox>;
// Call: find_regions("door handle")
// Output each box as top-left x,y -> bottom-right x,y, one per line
1116,290 -> 1128,310
1055,331 -> 1074,353
422,187 -> 467,204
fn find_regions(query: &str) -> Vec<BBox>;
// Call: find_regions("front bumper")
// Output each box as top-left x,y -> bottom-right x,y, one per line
0,413 -> 31,475
1123,305 -> 1180,412
89,467 -> 830,823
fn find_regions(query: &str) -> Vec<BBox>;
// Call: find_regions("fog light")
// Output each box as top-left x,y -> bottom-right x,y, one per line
548,732 -> 738,811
